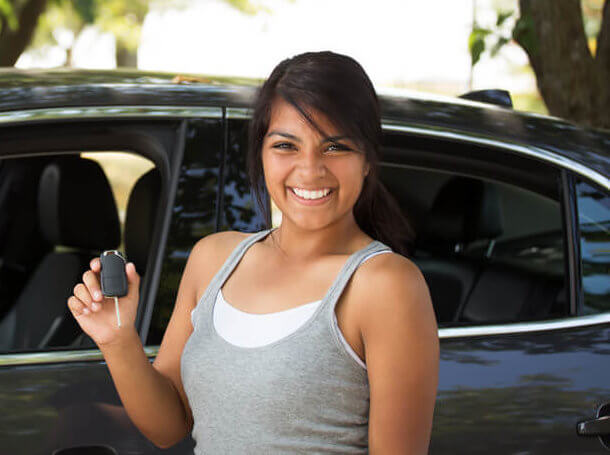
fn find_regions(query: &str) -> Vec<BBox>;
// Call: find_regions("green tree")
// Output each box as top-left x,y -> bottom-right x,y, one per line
469,0 -> 609,129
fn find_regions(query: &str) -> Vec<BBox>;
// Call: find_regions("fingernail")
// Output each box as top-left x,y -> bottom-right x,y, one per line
91,302 -> 100,311
94,291 -> 101,300
83,308 -> 90,315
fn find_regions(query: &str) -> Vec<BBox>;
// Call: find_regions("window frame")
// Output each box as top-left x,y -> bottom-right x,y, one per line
570,173 -> 610,316
0,108 -> 222,366
379,122 -> 610,340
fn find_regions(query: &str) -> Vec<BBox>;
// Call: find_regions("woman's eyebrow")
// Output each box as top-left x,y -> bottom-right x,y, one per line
265,131 -> 352,145
321,135 -> 350,144
266,130 -> 301,142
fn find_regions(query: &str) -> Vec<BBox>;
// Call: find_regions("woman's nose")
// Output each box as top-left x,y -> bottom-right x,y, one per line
297,149 -> 326,178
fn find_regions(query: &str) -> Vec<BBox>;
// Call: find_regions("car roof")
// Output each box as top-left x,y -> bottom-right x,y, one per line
1,68 -> 608,179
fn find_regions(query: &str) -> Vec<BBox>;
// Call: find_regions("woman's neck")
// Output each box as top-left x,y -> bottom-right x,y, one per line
268,214 -> 369,262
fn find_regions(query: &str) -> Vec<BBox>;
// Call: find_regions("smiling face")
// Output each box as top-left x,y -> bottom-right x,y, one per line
261,97 -> 370,232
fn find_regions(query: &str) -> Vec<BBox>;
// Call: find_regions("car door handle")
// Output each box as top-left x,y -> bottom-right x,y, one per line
577,414 -> 610,436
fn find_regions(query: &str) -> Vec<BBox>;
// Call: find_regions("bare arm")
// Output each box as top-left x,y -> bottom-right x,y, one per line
359,254 -> 440,454
68,232 -> 240,448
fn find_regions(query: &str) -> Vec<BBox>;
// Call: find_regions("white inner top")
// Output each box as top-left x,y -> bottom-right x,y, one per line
212,249 -> 392,369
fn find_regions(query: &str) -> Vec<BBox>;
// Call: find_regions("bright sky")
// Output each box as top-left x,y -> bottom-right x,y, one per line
16,0 -> 536,95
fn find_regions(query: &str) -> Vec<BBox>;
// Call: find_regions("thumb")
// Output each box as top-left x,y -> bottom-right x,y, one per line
125,262 -> 140,295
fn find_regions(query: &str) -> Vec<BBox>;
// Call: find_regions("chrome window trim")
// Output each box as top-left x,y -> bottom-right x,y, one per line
0,105 -> 222,124
1,313 -> 609,366
226,107 -> 251,119
0,346 -> 158,366
383,123 -> 609,190
0,105 -> 607,366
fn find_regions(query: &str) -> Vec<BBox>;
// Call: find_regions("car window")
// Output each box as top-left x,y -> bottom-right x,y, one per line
146,118 -> 267,346
0,151 -> 156,353
574,178 -> 610,315
219,119 -> 269,232
146,119 -> 223,345
379,162 -> 568,327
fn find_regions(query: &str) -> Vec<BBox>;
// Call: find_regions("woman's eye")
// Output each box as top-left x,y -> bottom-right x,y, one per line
272,142 -> 296,151
326,142 -> 352,153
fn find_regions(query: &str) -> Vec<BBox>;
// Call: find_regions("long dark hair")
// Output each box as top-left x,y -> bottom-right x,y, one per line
247,51 -> 415,257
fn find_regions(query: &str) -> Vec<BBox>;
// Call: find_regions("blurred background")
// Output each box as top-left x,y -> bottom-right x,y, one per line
2,0 -> 608,129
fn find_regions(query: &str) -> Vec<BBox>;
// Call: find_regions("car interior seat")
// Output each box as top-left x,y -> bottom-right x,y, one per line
412,176 -> 504,325
0,155 -> 121,352
76,166 -> 161,348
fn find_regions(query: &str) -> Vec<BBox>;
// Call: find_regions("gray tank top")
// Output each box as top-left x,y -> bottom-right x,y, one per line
181,228 -> 392,454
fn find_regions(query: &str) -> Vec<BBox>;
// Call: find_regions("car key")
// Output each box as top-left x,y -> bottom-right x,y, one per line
100,250 -> 128,327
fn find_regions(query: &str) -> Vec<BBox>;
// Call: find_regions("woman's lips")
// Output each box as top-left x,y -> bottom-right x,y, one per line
287,187 -> 334,206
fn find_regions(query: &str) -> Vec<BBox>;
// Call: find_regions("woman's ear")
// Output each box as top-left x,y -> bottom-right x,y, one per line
363,162 -> 370,177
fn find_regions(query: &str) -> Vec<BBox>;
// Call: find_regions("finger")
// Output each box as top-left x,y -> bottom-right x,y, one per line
126,262 -> 140,295
90,257 -> 101,273
74,283 -> 102,312
82,269 -> 103,303
68,296 -> 90,317
73,283 -> 93,307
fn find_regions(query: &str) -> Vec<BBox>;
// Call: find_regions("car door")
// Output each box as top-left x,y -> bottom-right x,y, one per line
0,111 -> 223,455
379,126 -> 610,454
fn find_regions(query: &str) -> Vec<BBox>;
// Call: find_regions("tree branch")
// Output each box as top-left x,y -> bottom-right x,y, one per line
0,0 -> 48,66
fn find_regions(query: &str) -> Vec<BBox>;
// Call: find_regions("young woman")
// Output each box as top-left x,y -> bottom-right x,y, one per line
68,51 -> 439,454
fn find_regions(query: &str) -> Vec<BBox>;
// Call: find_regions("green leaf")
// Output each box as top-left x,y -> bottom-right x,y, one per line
490,36 -> 509,57
513,13 -> 538,56
472,26 -> 492,38
469,30 -> 486,66
496,10 -> 513,27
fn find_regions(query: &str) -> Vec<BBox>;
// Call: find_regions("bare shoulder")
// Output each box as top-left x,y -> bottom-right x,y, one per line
353,252 -> 438,338
189,230 -> 249,267
188,230 -> 253,299
356,251 -> 428,298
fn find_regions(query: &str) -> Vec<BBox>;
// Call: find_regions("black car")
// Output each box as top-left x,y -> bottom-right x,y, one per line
0,68 -> 608,454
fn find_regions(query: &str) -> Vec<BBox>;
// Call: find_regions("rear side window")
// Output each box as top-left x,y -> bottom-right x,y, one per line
379,161 -> 568,327
574,178 -> 610,315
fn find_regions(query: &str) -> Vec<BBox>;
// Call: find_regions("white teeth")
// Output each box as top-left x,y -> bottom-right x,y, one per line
292,187 -> 331,200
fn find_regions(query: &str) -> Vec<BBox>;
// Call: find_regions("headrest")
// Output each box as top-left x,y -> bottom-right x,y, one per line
419,176 -> 503,250
37,156 -> 121,250
124,168 -> 161,275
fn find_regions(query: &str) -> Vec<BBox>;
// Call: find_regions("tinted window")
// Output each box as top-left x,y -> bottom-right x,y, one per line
147,119 -> 223,345
219,119 -> 268,233
380,163 -> 568,326
575,178 -> 610,315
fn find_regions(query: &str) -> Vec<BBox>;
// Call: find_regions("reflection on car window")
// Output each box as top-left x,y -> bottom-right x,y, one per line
575,179 -> 610,315
380,164 -> 568,327
219,119 -> 268,233
147,119 -> 223,345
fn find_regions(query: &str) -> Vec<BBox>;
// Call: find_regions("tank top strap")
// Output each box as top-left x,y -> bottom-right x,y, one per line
194,228 -> 275,322
321,239 -> 393,318
207,228 -> 274,298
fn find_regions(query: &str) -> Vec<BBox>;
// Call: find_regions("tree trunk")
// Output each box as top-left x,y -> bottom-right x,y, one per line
515,0 -> 609,129
0,0 -> 48,67
116,41 -> 137,68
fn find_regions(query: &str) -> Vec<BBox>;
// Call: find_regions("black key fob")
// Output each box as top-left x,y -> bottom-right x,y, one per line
100,250 -> 128,297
